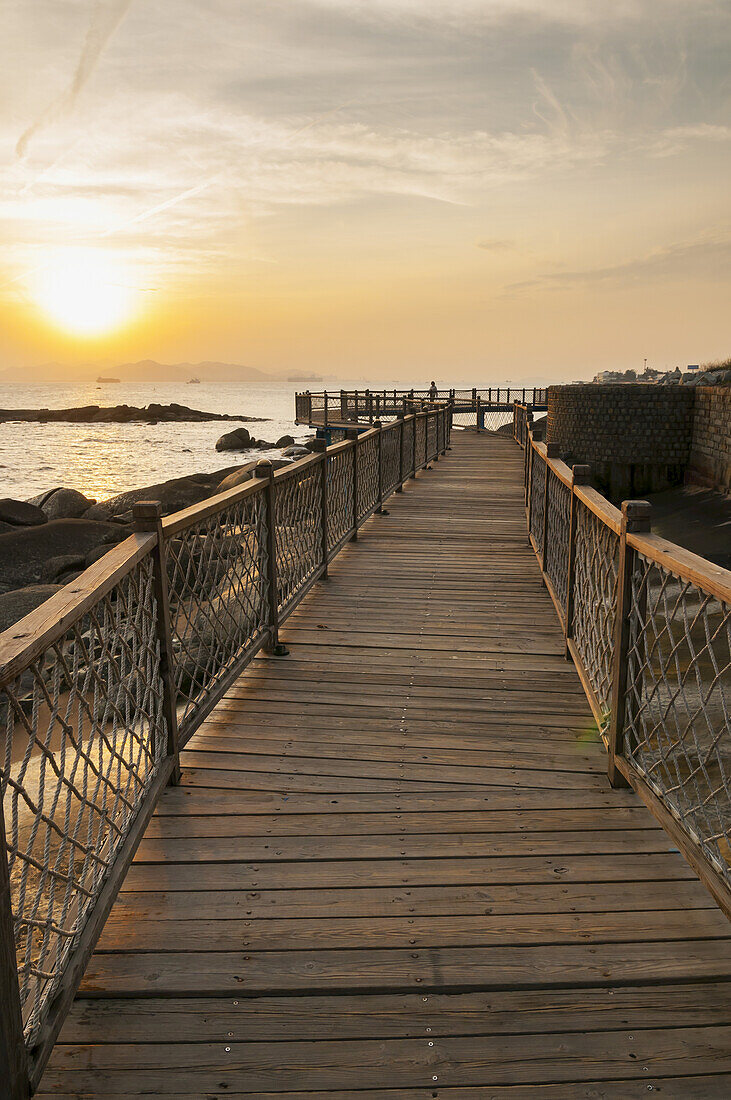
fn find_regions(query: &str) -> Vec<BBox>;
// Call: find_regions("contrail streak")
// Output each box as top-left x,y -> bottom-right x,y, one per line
16,0 -> 134,157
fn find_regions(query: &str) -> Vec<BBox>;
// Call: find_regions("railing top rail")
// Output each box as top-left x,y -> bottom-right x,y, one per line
161,472 -> 266,536
572,484 -> 623,534
626,530 -> 731,603
0,532 -> 156,688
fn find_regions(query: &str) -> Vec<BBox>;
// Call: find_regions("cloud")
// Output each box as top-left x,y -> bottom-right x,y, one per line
2,0 -> 730,290
508,233 -> 731,292
476,239 -> 514,251
16,0 -> 134,158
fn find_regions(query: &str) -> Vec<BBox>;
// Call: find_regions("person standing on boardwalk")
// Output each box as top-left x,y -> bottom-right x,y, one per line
428,380 -> 438,399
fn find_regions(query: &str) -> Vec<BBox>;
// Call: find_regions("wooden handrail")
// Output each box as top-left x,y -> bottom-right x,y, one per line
0,532 -> 156,686
626,530 -> 731,604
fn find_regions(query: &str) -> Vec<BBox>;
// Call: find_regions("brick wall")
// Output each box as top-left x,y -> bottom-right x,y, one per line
546,384 -> 695,498
689,386 -> 731,493
547,384 -> 694,463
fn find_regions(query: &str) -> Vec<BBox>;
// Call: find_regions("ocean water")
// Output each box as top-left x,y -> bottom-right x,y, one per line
0,382 -> 310,502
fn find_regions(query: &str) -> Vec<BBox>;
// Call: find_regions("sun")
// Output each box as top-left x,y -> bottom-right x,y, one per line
31,248 -> 137,337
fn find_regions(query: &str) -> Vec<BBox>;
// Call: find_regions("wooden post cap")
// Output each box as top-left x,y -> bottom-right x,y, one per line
572,464 -> 591,484
622,499 -> 652,532
546,442 -> 560,457
309,438 -> 326,452
346,427 -> 359,440
132,500 -> 163,530
254,460 -> 274,478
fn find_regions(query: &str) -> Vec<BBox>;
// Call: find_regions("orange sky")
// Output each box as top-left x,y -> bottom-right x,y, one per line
1,1 -> 729,383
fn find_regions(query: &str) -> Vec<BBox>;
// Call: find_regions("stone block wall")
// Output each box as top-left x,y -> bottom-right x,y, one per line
688,386 -> 731,493
546,384 -> 696,499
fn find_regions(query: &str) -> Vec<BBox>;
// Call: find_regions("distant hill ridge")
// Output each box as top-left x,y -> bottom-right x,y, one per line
0,360 -> 271,385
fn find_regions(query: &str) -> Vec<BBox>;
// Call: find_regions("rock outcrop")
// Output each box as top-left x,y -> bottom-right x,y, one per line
0,584 -> 63,634
0,403 -> 269,424
29,487 -> 96,520
0,520 -> 128,594
84,470 -> 238,522
216,427 -> 251,451
0,499 -> 48,527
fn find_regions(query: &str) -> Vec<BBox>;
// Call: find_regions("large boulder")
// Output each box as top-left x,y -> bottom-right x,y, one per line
0,584 -> 62,635
282,445 -> 311,458
215,427 -> 251,452
28,487 -> 96,520
0,498 -> 47,527
0,520 -> 127,594
276,434 -> 295,448
217,462 -> 258,492
84,471 -> 231,521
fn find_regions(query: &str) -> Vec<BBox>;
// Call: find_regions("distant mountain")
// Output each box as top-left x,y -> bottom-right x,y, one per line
115,360 -> 271,384
0,360 -> 271,385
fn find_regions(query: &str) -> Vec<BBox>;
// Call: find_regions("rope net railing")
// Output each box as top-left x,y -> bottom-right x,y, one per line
544,470 -> 571,619
571,501 -> 620,728
381,423 -> 401,496
296,388 -> 547,427
0,403 -> 449,1091
356,432 -> 380,521
528,448 -> 546,551
0,552 -> 167,1048
623,557 -> 730,879
165,490 -> 270,737
325,447 -> 353,553
523,428 -> 731,909
274,466 -> 323,614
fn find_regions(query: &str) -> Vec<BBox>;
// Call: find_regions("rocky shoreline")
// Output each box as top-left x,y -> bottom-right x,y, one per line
0,402 -> 270,424
0,431 -> 317,636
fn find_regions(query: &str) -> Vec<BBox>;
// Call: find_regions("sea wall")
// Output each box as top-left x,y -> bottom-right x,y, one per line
546,384 -> 695,499
688,386 -> 731,493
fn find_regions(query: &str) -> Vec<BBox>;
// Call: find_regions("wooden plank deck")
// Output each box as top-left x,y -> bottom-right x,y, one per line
39,430 -> 731,1097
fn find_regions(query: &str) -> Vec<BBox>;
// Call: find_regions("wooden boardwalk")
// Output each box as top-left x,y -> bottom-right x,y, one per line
39,431 -> 731,1097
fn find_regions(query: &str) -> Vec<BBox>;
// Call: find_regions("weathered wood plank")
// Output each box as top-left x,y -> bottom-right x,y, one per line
39,429 -> 731,1098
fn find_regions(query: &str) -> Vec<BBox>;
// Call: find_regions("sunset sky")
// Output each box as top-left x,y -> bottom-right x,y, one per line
1,1 -> 729,382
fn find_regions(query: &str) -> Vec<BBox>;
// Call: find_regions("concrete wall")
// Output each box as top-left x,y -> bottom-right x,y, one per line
688,386 -> 731,494
546,384 -> 696,499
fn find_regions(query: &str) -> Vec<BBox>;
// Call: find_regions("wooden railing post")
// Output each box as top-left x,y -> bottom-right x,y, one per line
0,796 -> 29,1100
132,501 -> 181,784
396,412 -> 404,491
310,438 -> 329,575
476,394 -> 481,432
254,461 -> 289,656
411,413 -> 417,477
366,390 -> 373,424
607,500 -> 652,789
374,419 -> 384,512
564,465 -> 591,658
346,428 -> 359,539
323,392 -> 329,426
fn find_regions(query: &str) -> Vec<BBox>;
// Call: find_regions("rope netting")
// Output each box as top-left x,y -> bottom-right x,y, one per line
426,415 -> 437,460
544,470 -> 572,616
570,502 -> 620,727
325,448 -> 353,552
356,434 -> 380,520
402,418 -> 415,477
274,466 -> 323,612
529,450 -> 546,550
0,556 -> 167,1042
623,558 -> 731,883
165,490 -> 270,732
381,423 -> 401,495
414,417 -> 426,468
